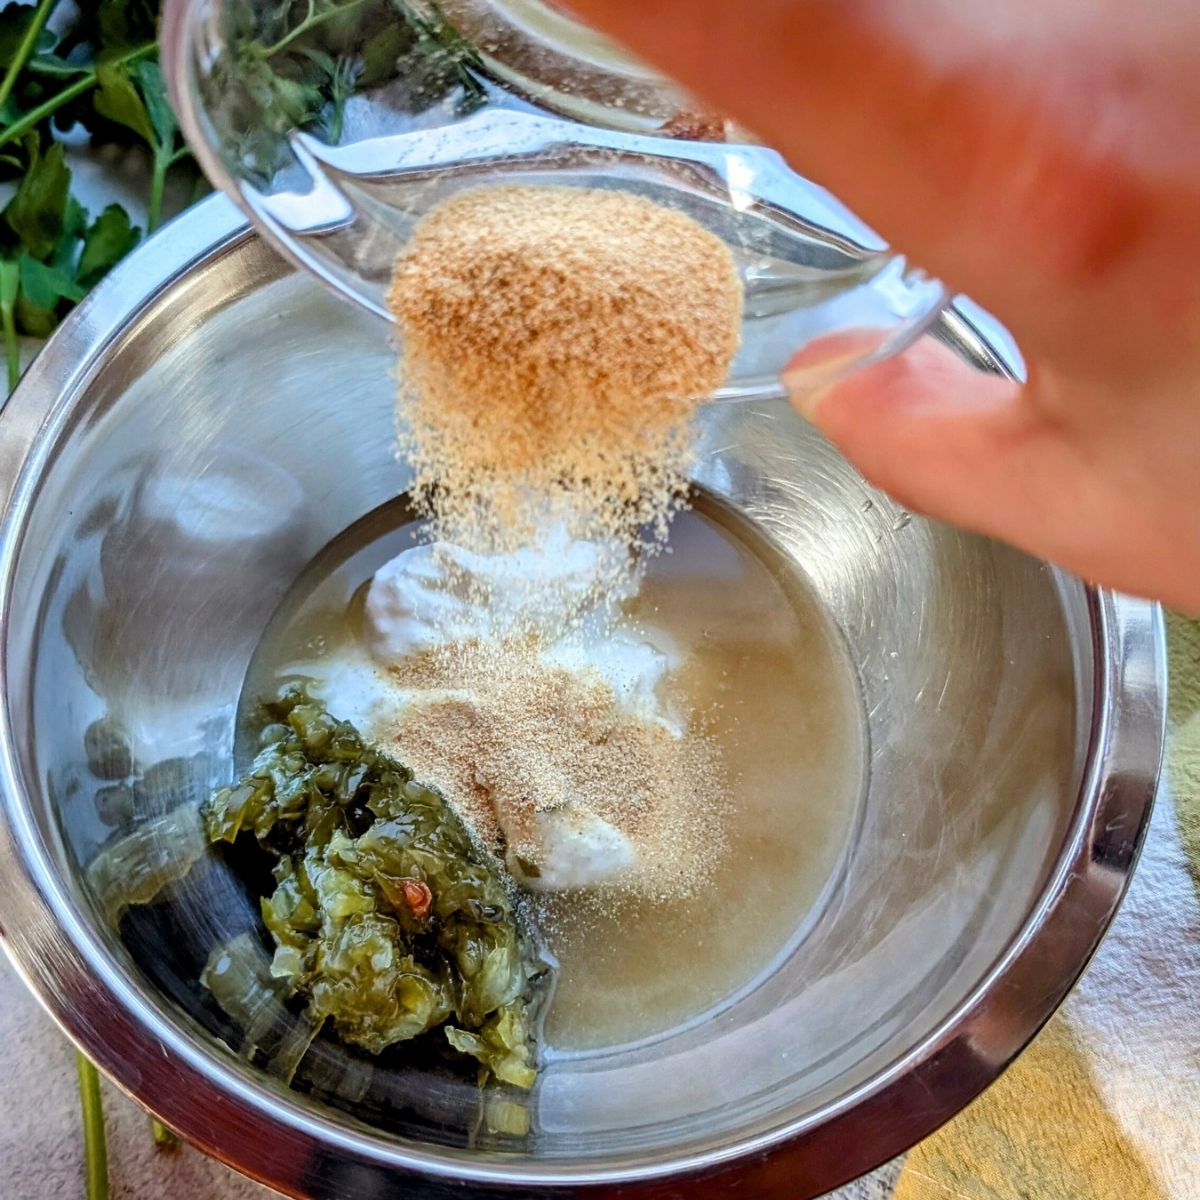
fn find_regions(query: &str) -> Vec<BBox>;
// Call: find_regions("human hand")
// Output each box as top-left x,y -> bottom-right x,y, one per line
566,0 -> 1200,612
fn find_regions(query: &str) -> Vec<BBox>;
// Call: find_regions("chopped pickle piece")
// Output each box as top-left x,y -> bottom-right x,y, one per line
201,684 -> 546,1086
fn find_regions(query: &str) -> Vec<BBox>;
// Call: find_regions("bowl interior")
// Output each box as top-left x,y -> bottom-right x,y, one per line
1,230 -> 1090,1171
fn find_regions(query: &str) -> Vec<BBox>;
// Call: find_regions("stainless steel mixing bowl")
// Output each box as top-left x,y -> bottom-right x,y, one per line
0,196 -> 1165,1199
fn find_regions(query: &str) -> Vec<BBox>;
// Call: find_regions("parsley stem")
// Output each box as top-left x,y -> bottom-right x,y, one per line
256,0 -> 371,57
147,141 -> 193,233
0,72 -> 93,147
147,148 -> 169,233
0,259 -> 19,398
76,1052 -> 109,1200
0,0 -> 62,110
0,41 -> 157,151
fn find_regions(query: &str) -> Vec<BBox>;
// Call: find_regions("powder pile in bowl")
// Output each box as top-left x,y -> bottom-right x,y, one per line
388,183 -> 744,553
384,637 -> 727,904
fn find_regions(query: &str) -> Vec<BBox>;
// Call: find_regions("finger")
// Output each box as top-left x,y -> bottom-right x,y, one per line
788,337 -> 1059,542
787,337 -> 1200,611
567,0 -> 1200,382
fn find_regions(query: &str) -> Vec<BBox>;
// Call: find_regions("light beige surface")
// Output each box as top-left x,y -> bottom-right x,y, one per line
0,958 -> 897,1197
0,960 -> 270,1199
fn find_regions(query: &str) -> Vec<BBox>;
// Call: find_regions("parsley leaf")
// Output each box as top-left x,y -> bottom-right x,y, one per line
129,59 -> 175,148
55,0 -> 159,60
48,193 -> 87,272
18,250 -> 85,315
77,204 -> 140,287
93,61 -> 155,144
0,4 -> 56,76
0,2 -> 194,401
3,136 -> 69,259
0,0 -> 484,412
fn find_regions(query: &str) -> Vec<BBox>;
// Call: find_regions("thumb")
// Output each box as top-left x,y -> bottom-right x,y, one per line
784,337 -> 1200,612
784,337 -> 1085,565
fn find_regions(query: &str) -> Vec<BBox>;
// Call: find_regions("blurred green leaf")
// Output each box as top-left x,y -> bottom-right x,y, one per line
0,4 -> 53,71
93,60 -> 154,144
77,203 -> 139,287
27,52 -> 92,79
129,58 -> 175,148
359,23 -> 408,88
3,136 -> 69,258
19,250 -> 85,309
49,195 -> 88,272
88,0 -> 160,56
15,250 -> 71,334
15,293 -> 57,336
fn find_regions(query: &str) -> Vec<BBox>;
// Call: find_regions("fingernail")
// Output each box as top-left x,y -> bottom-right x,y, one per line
781,347 -> 868,420
781,367 -> 836,422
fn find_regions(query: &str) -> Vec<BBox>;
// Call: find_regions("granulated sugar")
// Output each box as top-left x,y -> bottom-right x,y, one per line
384,638 -> 726,903
388,184 -> 743,554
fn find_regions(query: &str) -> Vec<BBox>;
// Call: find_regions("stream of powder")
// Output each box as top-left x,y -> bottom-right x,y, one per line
386,184 -> 744,901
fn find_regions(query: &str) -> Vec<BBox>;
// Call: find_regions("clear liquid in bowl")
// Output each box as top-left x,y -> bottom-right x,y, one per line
239,488 -> 868,1053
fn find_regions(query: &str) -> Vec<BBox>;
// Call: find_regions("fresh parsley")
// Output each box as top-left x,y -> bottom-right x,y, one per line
0,0 -> 203,396
0,0 -> 485,399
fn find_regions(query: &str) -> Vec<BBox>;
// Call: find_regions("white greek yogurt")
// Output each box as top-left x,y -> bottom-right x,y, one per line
330,538 -> 681,890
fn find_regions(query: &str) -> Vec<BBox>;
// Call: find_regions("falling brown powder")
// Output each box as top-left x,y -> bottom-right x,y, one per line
388,184 -> 743,553
383,184 -> 741,902
383,638 -> 727,904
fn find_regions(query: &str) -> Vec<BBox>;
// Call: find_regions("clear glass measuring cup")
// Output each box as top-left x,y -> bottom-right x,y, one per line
160,0 -> 948,402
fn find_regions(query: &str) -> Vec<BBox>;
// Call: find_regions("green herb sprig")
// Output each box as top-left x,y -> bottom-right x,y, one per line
211,0 -> 486,188
0,0 -> 204,396
0,0 -> 485,399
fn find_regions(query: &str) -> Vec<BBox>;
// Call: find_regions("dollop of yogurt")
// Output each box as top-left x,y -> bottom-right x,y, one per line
507,809 -> 637,892
363,528 -> 631,659
352,535 -> 680,890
